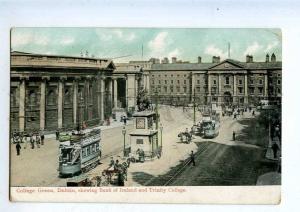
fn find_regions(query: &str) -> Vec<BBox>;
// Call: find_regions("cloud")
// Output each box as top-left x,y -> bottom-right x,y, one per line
148,31 -> 173,58
264,41 -> 279,53
243,42 -> 262,56
60,37 -> 75,45
168,48 -> 181,58
11,31 -> 49,47
96,29 -> 136,42
204,45 -> 227,59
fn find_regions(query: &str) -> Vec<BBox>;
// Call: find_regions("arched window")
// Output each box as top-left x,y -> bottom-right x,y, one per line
47,90 -> 55,105
64,88 -> 71,104
29,90 -> 36,105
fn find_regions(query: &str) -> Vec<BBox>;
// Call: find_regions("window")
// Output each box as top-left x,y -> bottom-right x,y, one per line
184,75 -> 186,77
47,89 -> 56,105
258,87 -> 263,94
225,77 -> 229,85
197,80 -> 200,84
278,73 -> 281,77
29,90 -> 36,106
165,80 -> 167,84
277,79 -> 281,85
158,80 -> 161,84
87,147 -> 90,155
239,79 -> 242,85
213,80 -> 217,85
64,88 -> 71,104
184,80 -> 186,84
165,75 -> 167,77
249,87 -> 254,94
177,74 -> 180,77
164,86 -> 167,92
277,88 -> 281,94
158,75 -> 161,77
250,79 -> 254,84
136,139 -> 143,144
196,87 -> 200,92
171,80 -> 173,84
238,87 -> 243,94
177,80 -> 180,84
269,79 -> 273,84
171,74 -> 173,77
184,87 -> 187,93
259,79 -> 263,84
170,87 -> 173,92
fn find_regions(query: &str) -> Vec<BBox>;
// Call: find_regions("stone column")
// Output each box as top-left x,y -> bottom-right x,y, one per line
233,74 -> 237,104
191,73 -> 195,103
218,74 -> 222,104
85,78 -> 90,120
19,78 -> 26,132
125,76 -> 128,108
207,74 -> 211,103
73,78 -> 79,126
244,74 -> 248,104
127,74 -> 136,109
135,77 -> 139,104
264,74 -> 268,97
113,78 -> 118,109
100,77 -> 105,121
57,78 -> 64,129
39,78 -> 46,130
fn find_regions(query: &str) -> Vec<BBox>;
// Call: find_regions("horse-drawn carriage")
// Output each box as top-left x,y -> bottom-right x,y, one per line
178,129 -> 193,144
101,157 -> 130,186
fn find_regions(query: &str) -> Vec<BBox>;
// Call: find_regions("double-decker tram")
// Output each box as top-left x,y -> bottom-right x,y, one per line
58,129 -> 101,177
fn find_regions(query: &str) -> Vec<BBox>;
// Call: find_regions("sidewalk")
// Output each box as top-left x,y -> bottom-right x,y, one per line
44,119 -> 133,139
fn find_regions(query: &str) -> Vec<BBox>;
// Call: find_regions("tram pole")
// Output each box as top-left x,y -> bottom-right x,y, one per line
155,88 -> 158,130
193,88 -> 196,125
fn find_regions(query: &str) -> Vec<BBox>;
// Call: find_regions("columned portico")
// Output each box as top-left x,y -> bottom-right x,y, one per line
73,78 -> 79,127
100,77 -> 105,121
233,74 -> 237,103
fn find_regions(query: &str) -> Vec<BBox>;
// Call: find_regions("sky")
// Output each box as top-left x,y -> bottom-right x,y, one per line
11,28 -> 282,63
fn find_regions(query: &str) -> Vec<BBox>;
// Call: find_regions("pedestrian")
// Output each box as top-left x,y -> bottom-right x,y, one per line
233,113 -> 237,120
36,134 -> 40,148
252,110 -> 255,116
190,151 -> 196,166
16,142 -> 21,156
40,131 -> 45,145
56,130 -> 60,140
123,116 -> 127,125
30,134 -> 35,149
232,131 -> 236,141
271,142 -> 279,159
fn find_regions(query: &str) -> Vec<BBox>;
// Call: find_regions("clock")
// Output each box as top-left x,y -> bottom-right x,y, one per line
136,118 -> 145,129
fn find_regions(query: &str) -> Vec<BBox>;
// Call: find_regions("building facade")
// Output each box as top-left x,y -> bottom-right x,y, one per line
147,54 -> 282,107
10,52 -> 145,132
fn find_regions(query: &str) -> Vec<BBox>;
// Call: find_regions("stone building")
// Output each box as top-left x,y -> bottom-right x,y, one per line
147,54 -> 282,106
10,51 -> 146,132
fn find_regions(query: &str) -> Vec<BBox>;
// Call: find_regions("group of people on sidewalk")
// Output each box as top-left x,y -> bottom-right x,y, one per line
13,131 -> 45,156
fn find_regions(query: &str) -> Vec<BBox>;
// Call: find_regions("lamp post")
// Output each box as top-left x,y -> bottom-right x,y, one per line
122,126 -> 126,157
160,123 -> 163,155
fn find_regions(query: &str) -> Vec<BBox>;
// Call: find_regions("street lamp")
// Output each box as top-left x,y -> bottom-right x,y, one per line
122,126 -> 126,157
160,123 -> 163,155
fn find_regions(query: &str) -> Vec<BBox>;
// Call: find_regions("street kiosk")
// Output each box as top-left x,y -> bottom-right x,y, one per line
129,111 -> 160,161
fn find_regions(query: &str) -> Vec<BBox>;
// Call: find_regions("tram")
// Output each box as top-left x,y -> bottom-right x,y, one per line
58,129 -> 102,177
203,120 -> 220,138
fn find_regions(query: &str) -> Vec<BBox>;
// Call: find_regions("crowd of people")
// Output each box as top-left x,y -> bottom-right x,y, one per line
12,131 -> 45,156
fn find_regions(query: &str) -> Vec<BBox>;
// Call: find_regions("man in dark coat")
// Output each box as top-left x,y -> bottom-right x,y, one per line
190,151 -> 196,166
16,142 -> 21,156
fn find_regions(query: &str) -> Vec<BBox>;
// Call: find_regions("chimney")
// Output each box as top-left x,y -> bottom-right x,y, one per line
162,57 -> 169,64
212,56 -> 220,63
172,57 -> 177,63
266,54 -> 270,62
271,53 -> 276,62
246,55 -> 253,63
197,56 -> 202,63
